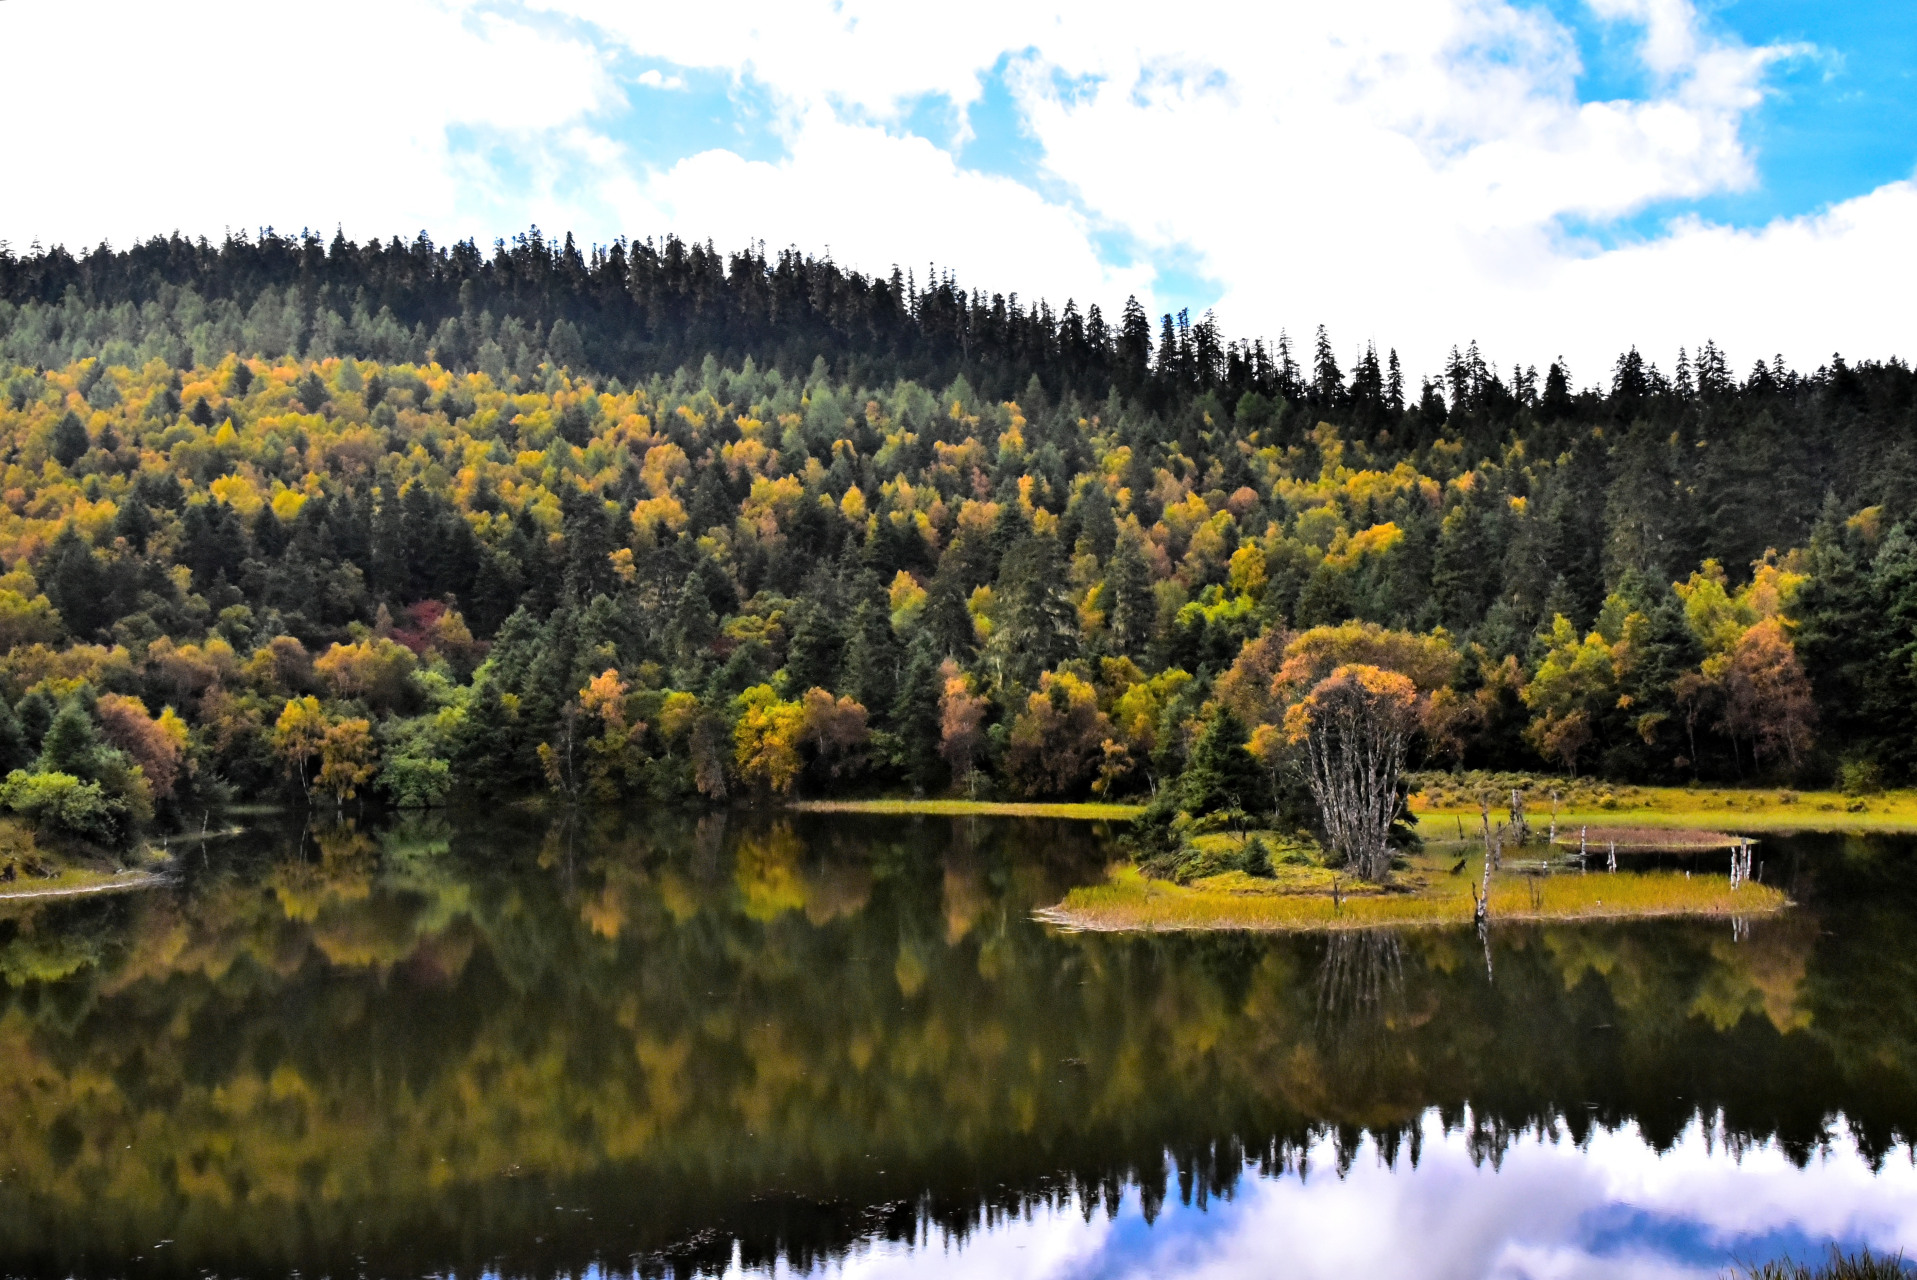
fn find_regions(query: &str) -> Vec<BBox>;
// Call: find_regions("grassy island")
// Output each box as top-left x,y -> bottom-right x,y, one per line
1040,842 -> 1786,934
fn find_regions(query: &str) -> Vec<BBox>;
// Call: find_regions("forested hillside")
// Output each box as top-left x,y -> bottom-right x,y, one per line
0,229 -> 1914,845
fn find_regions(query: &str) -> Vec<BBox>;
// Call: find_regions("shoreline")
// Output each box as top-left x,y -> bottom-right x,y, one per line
786,799 -> 1145,821
0,870 -> 168,902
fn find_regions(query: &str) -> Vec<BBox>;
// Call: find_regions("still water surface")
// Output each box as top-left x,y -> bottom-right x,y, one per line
0,810 -> 1912,1278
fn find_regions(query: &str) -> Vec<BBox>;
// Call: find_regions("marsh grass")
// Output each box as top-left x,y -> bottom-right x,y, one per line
787,799 -> 1146,821
1040,853 -> 1787,934
1730,1248 -> 1912,1279
1411,773 -> 1917,836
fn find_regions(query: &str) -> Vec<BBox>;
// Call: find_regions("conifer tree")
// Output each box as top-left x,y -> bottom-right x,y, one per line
842,591 -> 901,724
891,636 -> 946,791
1178,708 -> 1264,819
0,698 -> 32,775
50,411 -> 88,469
1106,534 -> 1156,660
999,532 -> 1079,685
1790,495 -> 1877,762
38,698 -> 109,782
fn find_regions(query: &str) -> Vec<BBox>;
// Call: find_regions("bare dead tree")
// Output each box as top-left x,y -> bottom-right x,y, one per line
1291,665 -> 1420,883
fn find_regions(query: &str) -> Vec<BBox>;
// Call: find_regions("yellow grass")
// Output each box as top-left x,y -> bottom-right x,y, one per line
1411,781 -> 1917,838
786,798 -> 1145,821
1039,853 -> 1786,934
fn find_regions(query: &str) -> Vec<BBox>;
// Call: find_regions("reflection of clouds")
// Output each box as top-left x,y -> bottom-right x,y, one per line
756,1112 -> 1917,1280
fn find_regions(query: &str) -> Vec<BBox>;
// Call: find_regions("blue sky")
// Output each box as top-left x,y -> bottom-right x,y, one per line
1545,0 -> 1917,244
3,0 -> 1913,375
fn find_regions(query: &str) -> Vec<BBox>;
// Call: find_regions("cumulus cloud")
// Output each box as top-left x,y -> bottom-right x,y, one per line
597,105 -> 1155,313
532,0 -> 1902,374
0,0 -> 612,248
1,0 -> 1907,378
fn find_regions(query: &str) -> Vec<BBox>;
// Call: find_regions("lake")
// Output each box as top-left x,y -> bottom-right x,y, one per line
0,810 -> 1912,1279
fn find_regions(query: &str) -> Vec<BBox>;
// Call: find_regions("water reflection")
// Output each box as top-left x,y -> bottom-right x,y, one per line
0,811 -> 1911,1278
782,1117 -> 1916,1280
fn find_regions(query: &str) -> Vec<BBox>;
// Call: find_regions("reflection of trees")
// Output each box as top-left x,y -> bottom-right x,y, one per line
0,825 -> 1908,1275
1317,930 -> 1405,1024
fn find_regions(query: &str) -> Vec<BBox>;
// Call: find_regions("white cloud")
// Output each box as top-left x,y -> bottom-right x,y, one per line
0,0 -> 612,249
525,0 -> 1905,375
1,0 -> 1907,379
600,105 -> 1155,309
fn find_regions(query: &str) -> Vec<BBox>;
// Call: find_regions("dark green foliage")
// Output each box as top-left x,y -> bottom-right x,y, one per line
15,692 -> 54,752
296,370 -> 328,412
999,533 -> 1079,685
1178,709 -> 1264,820
40,526 -> 107,639
1865,524 -> 1917,775
50,411 -> 88,468
784,594 -> 844,693
1792,500 -> 1877,757
1105,536 -> 1156,659
669,576 -> 718,666
37,698 -> 111,783
841,589 -> 901,724
0,698 -> 32,775
891,637 -> 946,791
919,572 -> 978,661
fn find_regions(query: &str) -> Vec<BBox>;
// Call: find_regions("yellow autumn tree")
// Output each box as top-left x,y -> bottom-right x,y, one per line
733,685 -> 804,795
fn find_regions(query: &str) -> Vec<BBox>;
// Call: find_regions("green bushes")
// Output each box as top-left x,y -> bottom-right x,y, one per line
0,770 -> 124,845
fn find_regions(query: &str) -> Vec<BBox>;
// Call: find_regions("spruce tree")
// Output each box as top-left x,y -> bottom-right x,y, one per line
0,698 -> 30,775
50,411 -> 88,469
670,575 -> 719,664
784,596 -> 844,693
1792,494 -> 1880,763
842,592 -> 901,723
15,691 -> 55,752
37,698 -> 108,782
1178,709 -> 1263,819
1106,535 -> 1156,660
1867,523 -> 1917,775
891,637 -> 946,791
920,570 -> 978,660
1069,479 -> 1118,560
1000,532 -> 1079,685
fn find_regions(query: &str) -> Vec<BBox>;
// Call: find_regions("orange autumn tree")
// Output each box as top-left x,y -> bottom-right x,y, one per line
799,689 -> 869,779
578,668 -> 647,800
1721,617 -> 1817,773
937,660 -> 989,793
95,694 -> 188,803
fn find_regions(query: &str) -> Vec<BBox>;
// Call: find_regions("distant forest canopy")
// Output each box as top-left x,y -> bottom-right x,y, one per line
0,227 -> 1915,847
